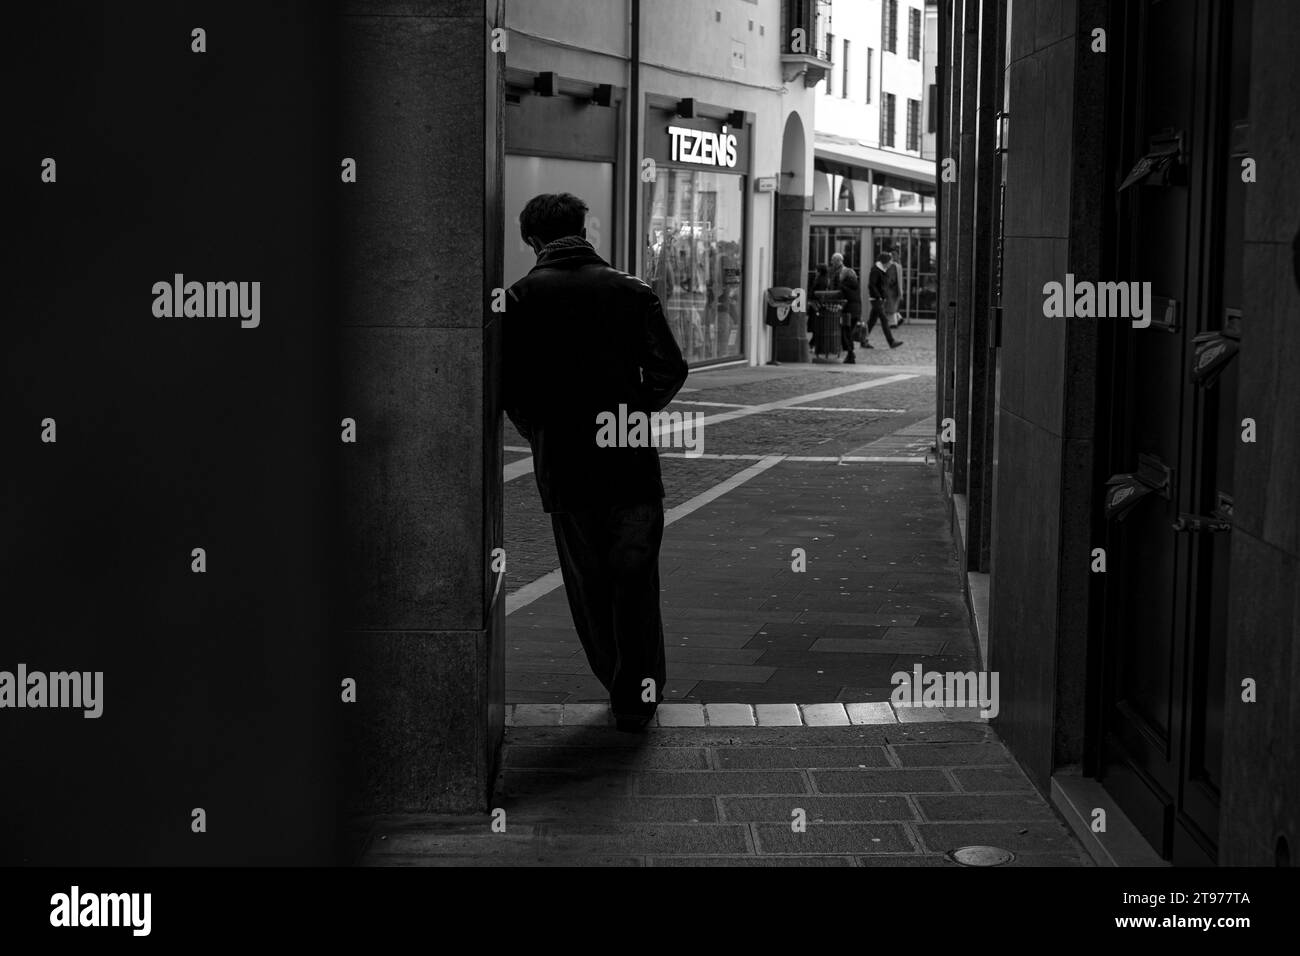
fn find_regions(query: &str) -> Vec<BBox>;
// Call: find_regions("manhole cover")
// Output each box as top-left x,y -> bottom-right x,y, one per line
948,845 -> 1015,867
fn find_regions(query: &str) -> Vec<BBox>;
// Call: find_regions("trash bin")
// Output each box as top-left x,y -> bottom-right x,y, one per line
812,291 -> 844,360
764,287 -> 801,365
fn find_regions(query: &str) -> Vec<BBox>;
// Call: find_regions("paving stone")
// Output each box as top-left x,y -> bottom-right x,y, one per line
561,703 -> 612,726
704,703 -> 756,726
649,855 -> 856,866
502,797 -> 719,824
812,769 -> 955,793
636,771 -> 809,796
720,795 -> 916,823
755,823 -> 914,855
846,702 -> 897,724
504,746 -> 709,771
512,703 -> 564,726
951,766 -> 1036,792
364,854 -> 644,867
891,742 -> 1011,766
801,703 -> 850,726
499,770 -> 632,800
814,636 -> 948,655
655,703 -> 706,726
754,703 -> 803,726
715,745 -> 891,770
537,823 -> 751,857
915,794 -> 1058,822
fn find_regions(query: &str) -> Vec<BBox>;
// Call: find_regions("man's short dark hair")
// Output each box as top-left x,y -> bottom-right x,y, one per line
519,193 -> 588,245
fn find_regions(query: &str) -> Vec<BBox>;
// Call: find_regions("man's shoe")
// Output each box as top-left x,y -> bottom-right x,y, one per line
844,353 -> 856,364
890,340 -> 904,348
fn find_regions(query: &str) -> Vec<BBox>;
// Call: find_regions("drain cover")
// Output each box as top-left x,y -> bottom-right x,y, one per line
948,845 -> 1015,867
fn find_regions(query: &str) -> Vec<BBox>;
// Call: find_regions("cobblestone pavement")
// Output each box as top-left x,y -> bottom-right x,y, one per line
354,723 -> 1091,867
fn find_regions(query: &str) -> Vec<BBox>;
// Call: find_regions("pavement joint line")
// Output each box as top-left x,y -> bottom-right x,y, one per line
506,456 -> 783,615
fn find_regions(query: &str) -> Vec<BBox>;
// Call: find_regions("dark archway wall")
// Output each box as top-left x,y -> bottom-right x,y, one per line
939,0 -> 1300,866
1220,0 -> 1300,867
338,0 -> 506,816
4,3 -> 340,863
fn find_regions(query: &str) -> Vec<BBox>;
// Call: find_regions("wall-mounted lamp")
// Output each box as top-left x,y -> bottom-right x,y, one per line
675,97 -> 696,118
592,83 -> 613,107
533,72 -> 558,96
995,110 -> 1010,154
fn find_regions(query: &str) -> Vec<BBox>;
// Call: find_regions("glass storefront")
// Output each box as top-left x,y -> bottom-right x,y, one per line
505,154 -> 614,287
643,169 -> 745,366
808,224 -> 937,321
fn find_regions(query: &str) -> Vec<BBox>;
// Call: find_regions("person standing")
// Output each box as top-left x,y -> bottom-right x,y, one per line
883,253 -> 904,328
866,250 -> 904,349
808,263 -> 831,355
503,193 -> 689,732
830,252 -> 865,363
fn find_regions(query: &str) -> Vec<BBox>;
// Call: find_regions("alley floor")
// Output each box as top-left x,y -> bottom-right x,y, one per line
351,324 -> 1092,866
504,322 -> 975,706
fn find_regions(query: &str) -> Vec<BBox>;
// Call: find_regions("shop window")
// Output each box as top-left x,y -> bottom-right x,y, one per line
643,170 -> 746,366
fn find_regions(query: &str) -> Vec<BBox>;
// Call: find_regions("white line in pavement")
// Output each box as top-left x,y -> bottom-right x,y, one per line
505,454 -> 785,616
503,373 -> 917,482
503,457 -> 535,483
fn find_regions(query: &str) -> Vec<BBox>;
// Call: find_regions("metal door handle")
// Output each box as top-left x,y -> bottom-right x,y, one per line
1171,513 -> 1232,533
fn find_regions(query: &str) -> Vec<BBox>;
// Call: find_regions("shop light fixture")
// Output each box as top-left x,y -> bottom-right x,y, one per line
592,83 -> 613,107
728,109 -> 746,128
675,97 -> 696,118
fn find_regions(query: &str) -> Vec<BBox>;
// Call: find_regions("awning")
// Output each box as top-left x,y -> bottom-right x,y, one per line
813,133 -> 936,183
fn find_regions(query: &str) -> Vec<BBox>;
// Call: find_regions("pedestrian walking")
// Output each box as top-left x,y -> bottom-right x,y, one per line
867,251 -> 904,349
503,193 -> 689,732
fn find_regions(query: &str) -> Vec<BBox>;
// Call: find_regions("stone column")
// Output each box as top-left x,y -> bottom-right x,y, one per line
338,0 -> 505,814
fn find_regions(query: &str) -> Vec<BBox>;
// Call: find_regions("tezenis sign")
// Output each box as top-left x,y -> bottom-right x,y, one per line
668,124 -> 739,168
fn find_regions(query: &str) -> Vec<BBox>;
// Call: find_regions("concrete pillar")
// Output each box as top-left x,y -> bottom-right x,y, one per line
338,0 -> 505,814
774,192 -> 812,361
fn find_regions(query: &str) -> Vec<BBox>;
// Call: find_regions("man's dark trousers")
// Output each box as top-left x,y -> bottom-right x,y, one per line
551,499 -> 667,718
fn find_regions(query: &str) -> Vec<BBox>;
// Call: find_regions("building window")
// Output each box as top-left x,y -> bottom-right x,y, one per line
881,92 -> 896,148
866,48 -> 874,103
882,0 -> 898,54
908,7 -> 921,60
906,98 -> 920,151
927,83 -> 937,132
842,39 -> 850,97
826,32 -> 835,95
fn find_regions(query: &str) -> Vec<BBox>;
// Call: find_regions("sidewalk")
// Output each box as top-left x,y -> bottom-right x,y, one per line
354,723 -> 1091,866
506,417 -> 974,705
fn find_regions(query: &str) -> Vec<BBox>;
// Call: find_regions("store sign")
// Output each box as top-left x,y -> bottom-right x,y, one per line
668,125 -> 739,168
754,176 -> 777,193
